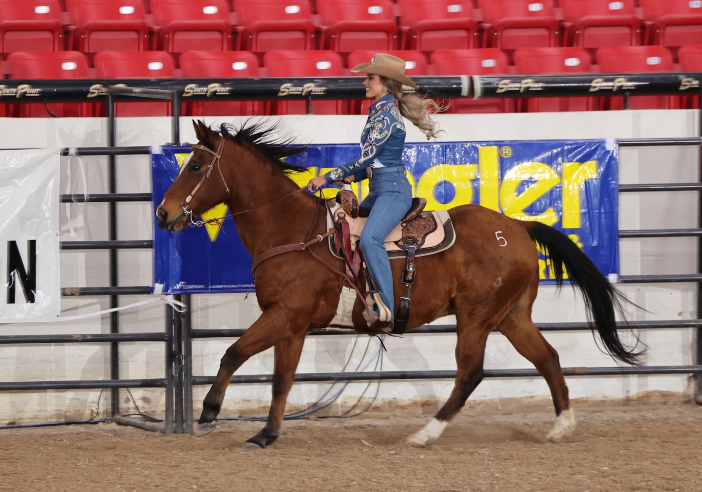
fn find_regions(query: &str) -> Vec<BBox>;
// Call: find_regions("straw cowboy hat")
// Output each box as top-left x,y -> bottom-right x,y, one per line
351,53 -> 418,90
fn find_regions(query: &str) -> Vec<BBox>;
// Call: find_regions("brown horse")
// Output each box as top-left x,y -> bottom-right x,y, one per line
156,120 -> 640,449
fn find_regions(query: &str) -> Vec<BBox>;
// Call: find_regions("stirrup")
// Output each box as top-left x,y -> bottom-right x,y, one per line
363,293 -> 392,326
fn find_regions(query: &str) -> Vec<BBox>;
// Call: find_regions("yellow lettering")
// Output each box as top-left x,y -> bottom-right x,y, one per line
416,164 -> 477,211
562,161 -> 597,229
183,84 -> 196,97
500,162 -> 559,225
479,146 -> 499,211
288,167 -> 317,190
278,83 -> 291,96
538,259 -> 548,280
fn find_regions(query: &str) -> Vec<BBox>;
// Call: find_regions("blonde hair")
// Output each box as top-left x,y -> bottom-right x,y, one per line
380,76 -> 446,140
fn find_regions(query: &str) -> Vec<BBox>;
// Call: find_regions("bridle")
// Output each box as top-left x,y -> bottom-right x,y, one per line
171,137 -> 373,315
180,138 -> 230,227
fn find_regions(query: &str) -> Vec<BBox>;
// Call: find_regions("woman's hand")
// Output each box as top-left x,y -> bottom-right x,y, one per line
306,176 -> 328,192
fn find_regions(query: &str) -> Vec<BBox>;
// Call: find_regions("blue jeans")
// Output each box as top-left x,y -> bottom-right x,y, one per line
359,166 -> 412,321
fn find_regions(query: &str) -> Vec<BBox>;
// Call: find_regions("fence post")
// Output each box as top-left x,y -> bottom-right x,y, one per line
697,84 -> 702,405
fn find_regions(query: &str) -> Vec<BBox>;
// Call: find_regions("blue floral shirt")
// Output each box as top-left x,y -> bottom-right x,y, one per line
324,94 -> 406,183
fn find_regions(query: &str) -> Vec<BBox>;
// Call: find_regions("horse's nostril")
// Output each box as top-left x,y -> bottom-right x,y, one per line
156,208 -> 168,221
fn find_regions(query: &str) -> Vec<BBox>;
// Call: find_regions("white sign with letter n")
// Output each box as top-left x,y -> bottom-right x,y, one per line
0,149 -> 61,322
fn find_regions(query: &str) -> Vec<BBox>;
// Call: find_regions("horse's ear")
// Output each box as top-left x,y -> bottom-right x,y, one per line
193,120 -> 206,143
193,120 -> 218,146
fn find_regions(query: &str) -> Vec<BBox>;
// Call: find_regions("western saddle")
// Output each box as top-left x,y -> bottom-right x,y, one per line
329,190 -> 455,334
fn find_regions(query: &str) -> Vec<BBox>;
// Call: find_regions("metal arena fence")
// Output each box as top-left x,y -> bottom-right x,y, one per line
0,75 -> 701,435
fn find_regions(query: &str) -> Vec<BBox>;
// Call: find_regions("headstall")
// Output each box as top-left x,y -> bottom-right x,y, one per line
180,138 -> 230,227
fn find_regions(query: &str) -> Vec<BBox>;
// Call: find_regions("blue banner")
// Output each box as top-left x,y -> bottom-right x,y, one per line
152,139 -> 618,293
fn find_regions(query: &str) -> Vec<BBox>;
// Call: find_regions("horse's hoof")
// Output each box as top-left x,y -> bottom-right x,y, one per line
194,421 -> 217,437
406,438 -> 426,448
546,408 -> 576,443
242,441 -> 264,450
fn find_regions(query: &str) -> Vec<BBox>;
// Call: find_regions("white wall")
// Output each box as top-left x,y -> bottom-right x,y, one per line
0,110 -> 698,423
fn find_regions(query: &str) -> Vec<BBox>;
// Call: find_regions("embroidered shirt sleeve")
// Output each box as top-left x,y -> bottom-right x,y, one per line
325,101 -> 405,183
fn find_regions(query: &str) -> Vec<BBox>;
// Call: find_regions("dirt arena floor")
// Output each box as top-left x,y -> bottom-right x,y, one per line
1,400 -> 701,492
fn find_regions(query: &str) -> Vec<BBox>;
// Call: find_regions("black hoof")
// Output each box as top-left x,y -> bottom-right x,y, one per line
194,421 -> 217,437
245,429 -> 279,449
198,402 -> 220,424
242,441 -> 265,450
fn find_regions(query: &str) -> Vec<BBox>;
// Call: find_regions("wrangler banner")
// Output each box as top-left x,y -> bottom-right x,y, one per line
0,149 -> 61,321
152,139 -> 618,294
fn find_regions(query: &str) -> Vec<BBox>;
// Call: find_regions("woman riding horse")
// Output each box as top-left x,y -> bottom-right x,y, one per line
307,53 -> 443,327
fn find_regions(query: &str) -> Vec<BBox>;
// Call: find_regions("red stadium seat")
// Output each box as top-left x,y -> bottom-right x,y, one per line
233,0 -> 317,56
263,50 -> 346,114
560,0 -> 641,58
397,0 -> 478,53
674,45 -> 702,109
0,0 -> 66,54
430,48 -> 515,113
476,0 -> 560,58
179,51 -> 264,116
595,46 -> 677,110
7,51 -> 92,117
316,0 -> 398,57
513,47 -> 594,112
678,44 -> 702,70
639,0 -> 702,60
65,0 -> 150,55
150,0 -> 234,55
93,51 -> 175,116
348,50 -> 427,113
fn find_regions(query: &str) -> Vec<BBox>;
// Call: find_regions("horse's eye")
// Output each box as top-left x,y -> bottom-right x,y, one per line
191,164 -> 202,172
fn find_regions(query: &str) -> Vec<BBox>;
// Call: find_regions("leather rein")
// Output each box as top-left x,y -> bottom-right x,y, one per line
178,139 -> 369,310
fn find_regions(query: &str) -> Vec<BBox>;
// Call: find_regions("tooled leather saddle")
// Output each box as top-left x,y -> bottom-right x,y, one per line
328,190 -> 456,334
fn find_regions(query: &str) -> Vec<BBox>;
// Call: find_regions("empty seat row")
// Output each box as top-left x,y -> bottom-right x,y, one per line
1,0 -> 702,62
1,45 -> 701,117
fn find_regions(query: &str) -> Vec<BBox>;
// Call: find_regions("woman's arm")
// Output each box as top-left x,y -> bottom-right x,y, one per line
323,103 -> 404,184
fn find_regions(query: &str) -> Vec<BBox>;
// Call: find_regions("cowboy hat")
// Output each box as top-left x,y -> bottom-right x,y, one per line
351,53 -> 418,90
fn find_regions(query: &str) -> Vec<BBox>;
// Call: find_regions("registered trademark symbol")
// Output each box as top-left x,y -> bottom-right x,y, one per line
500,146 -> 512,158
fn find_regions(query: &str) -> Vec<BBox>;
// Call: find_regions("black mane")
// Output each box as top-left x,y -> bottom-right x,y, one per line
215,120 -> 309,174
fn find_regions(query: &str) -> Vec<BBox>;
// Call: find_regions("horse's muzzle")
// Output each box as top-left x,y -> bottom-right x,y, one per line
155,207 -> 186,231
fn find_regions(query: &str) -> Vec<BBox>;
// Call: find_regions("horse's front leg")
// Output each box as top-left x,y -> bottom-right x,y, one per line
197,305 -> 307,431
244,332 -> 306,449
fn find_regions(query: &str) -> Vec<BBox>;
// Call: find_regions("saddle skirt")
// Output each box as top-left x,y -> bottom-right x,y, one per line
327,202 -> 456,260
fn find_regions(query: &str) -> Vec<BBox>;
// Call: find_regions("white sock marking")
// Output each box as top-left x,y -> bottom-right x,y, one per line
546,408 -> 576,442
407,418 -> 448,447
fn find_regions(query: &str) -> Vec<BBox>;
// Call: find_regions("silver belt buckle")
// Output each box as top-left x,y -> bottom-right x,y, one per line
366,167 -> 373,180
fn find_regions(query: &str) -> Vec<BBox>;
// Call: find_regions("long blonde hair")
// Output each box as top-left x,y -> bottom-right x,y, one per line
380,76 -> 446,140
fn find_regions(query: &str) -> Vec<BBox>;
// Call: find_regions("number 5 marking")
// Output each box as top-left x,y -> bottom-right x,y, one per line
495,231 -> 507,247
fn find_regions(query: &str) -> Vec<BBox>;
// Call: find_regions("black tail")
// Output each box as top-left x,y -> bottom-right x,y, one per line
524,221 -> 643,366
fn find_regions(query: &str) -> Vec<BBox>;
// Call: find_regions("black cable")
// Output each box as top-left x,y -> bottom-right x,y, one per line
124,388 -> 160,422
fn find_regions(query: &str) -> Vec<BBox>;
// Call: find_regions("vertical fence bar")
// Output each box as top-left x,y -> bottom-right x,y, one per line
164,311 -> 175,434
171,91 -> 181,146
172,299 -> 184,433
697,84 -> 702,405
182,294 -> 194,434
107,93 -> 121,417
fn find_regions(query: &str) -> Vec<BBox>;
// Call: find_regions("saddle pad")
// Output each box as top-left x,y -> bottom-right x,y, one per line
327,203 -> 456,260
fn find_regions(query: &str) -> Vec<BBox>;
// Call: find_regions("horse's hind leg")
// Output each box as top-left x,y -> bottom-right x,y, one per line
497,282 -> 574,442
244,332 -> 306,449
407,316 -> 491,447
